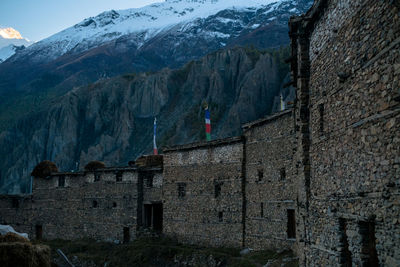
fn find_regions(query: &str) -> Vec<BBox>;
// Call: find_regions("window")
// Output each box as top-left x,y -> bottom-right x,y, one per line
92,200 -> 98,208
94,173 -> 101,182
257,169 -> 263,182
146,174 -> 154,188
113,202 -> 117,208
116,172 -> 122,182
287,209 -> 296,239
58,176 -> 65,187
214,183 -> 222,198
218,211 -> 223,222
318,104 -> 324,135
178,183 -> 186,198
12,198 -> 19,208
260,203 -> 264,217
359,221 -> 379,266
339,218 -> 352,267
280,168 -> 286,180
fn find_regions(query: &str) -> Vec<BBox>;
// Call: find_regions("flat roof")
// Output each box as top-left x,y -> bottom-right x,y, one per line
163,136 -> 243,153
50,166 -> 162,177
242,109 -> 293,131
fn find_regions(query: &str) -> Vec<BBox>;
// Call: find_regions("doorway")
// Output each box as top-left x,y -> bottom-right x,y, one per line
143,203 -> 163,232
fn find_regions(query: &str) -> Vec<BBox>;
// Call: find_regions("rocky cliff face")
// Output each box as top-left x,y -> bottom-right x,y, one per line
0,47 -> 289,193
0,0 -> 312,131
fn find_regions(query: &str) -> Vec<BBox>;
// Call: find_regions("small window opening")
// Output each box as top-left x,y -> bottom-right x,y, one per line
260,203 -> 264,217
178,183 -> 186,198
35,225 -> 43,240
146,174 -> 154,188
92,200 -> 98,208
113,202 -> 117,208
94,173 -> 101,182
123,227 -> 130,243
257,169 -> 263,182
58,176 -> 65,187
218,211 -> 223,222
280,168 -> 286,180
214,183 -> 222,198
359,221 -> 379,266
287,209 -> 296,239
116,172 -> 122,182
319,104 -> 324,135
12,198 -> 19,208
339,218 -> 352,266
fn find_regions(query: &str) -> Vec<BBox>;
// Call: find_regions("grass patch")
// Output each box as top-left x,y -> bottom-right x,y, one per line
35,237 -> 298,267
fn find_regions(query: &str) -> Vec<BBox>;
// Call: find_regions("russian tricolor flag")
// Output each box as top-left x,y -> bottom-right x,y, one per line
153,117 -> 158,155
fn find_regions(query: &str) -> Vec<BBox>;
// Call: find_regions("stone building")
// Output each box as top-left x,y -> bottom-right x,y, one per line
289,0 -> 400,265
0,1 -> 399,266
162,137 -> 245,248
242,109 -> 297,251
0,156 -> 163,243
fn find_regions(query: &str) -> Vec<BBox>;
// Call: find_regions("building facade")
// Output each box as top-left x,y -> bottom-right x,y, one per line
289,0 -> 400,265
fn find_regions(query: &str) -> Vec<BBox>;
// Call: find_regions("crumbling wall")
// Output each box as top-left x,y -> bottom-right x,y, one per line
163,138 -> 244,248
243,110 -> 296,251
291,0 -> 400,265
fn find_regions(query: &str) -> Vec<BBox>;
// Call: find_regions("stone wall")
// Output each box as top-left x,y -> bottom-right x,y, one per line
32,168 -> 140,242
242,110 -> 296,250
163,137 -> 245,248
0,195 -> 32,236
0,165 -> 163,243
290,0 -> 400,265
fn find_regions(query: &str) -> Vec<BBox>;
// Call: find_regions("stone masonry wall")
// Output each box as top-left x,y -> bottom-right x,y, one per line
291,0 -> 400,265
32,168 -> 140,242
163,138 -> 245,248
243,110 -> 296,251
0,195 -> 33,236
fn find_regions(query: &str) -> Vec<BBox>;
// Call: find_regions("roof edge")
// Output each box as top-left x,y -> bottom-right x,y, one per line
242,109 -> 293,131
163,136 -> 243,153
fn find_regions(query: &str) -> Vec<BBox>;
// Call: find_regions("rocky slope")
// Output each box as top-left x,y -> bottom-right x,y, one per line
0,0 -> 312,130
0,46 -> 290,193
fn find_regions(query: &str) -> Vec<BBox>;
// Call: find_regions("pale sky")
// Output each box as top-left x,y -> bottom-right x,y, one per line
0,0 -> 165,42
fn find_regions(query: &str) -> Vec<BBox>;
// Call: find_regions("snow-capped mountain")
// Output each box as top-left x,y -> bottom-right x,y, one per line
0,0 -> 312,121
10,0 -> 311,64
0,27 -> 33,62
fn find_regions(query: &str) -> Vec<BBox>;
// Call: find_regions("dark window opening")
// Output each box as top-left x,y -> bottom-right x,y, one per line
143,203 -> 163,232
12,198 -> 19,208
319,104 -> 324,135
92,200 -> 98,208
339,218 -> 352,267
260,203 -> 264,217
145,174 -> 154,188
123,227 -> 130,243
94,173 -> 101,182
58,176 -> 65,187
359,221 -> 379,266
218,211 -> 223,222
35,225 -> 43,240
280,168 -> 286,180
113,202 -> 117,208
287,209 -> 296,239
258,169 -> 263,182
178,183 -> 186,198
116,172 -> 122,182
214,183 -> 222,198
